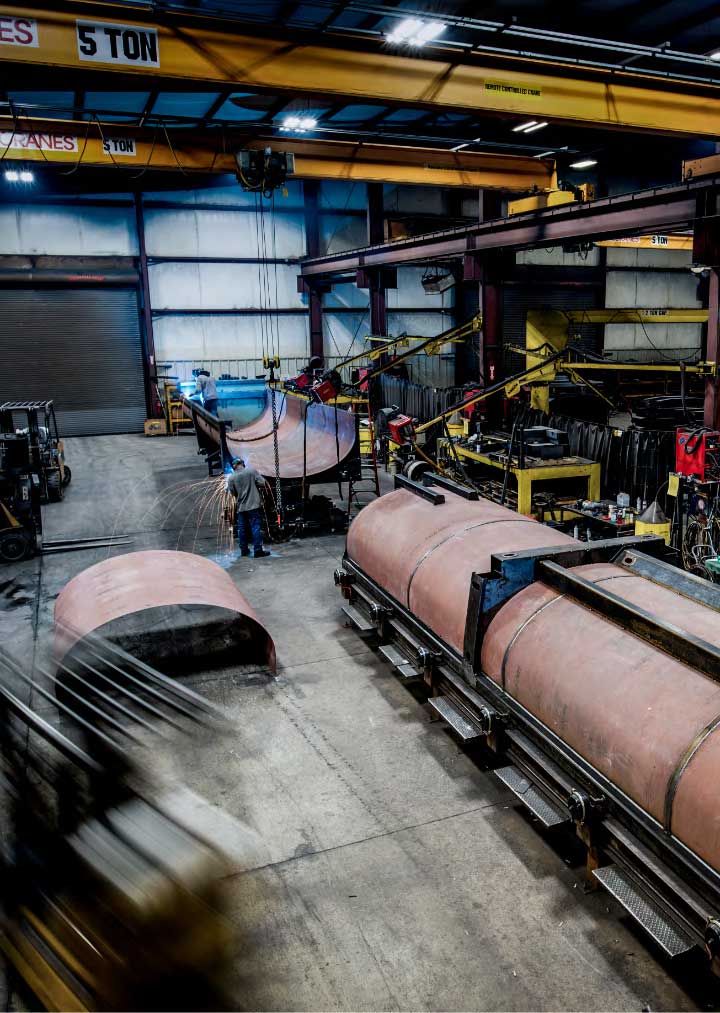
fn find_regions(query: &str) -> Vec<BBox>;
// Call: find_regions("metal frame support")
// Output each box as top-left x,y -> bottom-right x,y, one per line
694,208 -> 720,428
705,267 -> 720,428
367,183 -> 387,336
462,190 -> 506,384
302,180 -> 325,363
133,193 -> 161,419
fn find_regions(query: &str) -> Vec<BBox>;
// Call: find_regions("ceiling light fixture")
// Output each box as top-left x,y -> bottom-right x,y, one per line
451,143 -> 469,151
280,115 -> 317,133
386,17 -> 446,47
19,170 -> 34,182
4,170 -> 19,182
513,120 -> 548,133
711,50 -> 720,60
569,158 -> 598,169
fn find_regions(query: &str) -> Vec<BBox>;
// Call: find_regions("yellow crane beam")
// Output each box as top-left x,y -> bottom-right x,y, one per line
1,5 -> 719,137
0,116 -> 555,188
596,235 -> 693,251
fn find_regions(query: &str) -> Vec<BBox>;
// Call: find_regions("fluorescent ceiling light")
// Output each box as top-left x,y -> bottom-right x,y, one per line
513,121 -> 537,132
513,120 -> 548,133
386,17 -> 445,46
280,115 -> 317,133
451,143 -> 469,151
4,170 -> 19,181
569,158 -> 598,169
413,20 -> 445,45
523,121 -> 547,133
711,49 -> 720,60
19,170 -> 33,182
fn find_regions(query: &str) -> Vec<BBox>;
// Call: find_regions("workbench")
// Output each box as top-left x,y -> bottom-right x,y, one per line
452,445 -> 601,515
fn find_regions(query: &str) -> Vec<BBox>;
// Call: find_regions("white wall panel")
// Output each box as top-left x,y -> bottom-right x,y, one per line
143,181 -> 304,206
516,247 -> 600,267
323,282 -> 369,310
605,247 -> 693,269
388,266 -> 454,309
605,269 -> 702,357
0,205 -> 136,255
154,313 -> 309,363
319,180 -> 368,211
318,213 -> 367,254
386,311 -> 455,387
387,311 -> 453,337
323,311 -> 371,360
143,208 -> 306,258
148,262 -> 305,310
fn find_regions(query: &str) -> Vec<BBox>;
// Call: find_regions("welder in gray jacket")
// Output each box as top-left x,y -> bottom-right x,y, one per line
195,369 -> 219,415
226,458 -> 270,558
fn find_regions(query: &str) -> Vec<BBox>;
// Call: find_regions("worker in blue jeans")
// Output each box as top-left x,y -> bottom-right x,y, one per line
226,457 -> 270,558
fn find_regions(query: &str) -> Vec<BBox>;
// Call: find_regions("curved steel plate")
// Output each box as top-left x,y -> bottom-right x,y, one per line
185,389 -> 356,481
55,549 -> 276,672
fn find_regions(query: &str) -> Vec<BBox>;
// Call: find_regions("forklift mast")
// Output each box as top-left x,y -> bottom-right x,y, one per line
0,400 -> 70,503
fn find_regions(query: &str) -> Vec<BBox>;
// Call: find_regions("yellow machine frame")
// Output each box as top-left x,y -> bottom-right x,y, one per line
523,308 -> 711,412
451,444 -> 601,515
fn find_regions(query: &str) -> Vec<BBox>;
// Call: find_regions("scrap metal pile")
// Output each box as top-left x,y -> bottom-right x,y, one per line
337,473 -> 720,971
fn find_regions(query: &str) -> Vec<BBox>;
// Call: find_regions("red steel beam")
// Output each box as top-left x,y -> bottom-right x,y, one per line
300,179 -> 711,277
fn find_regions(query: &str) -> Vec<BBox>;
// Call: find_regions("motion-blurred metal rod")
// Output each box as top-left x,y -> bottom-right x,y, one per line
0,667 -> 103,777
79,632 -> 228,724
59,653 -> 188,732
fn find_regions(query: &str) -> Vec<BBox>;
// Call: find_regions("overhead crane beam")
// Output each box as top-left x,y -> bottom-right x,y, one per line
0,116 -> 556,188
300,175 -> 714,275
1,5 -> 719,138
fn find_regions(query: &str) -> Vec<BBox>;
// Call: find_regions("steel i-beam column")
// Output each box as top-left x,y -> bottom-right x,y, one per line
303,180 -> 324,363
463,190 -> 506,385
133,193 -> 161,418
693,212 -> 720,428
705,268 -> 720,428
367,183 -> 387,336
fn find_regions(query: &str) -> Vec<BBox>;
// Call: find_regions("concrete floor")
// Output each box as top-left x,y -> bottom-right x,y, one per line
0,433 -> 714,1012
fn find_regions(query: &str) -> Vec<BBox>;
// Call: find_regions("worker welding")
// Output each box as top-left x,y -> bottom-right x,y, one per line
6,7 -> 720,1009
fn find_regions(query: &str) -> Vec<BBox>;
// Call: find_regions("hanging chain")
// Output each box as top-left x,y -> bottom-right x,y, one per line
270,381 -> 283,526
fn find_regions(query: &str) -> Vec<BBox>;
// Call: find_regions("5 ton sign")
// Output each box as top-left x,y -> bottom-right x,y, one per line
76,20 -> 160,67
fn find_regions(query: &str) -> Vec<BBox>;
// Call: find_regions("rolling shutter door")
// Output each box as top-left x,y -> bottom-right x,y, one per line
0,288 -> 146,436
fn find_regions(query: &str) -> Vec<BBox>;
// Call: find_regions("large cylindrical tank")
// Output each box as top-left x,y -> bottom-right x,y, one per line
346,486 -> 720,876
346,487 -> 577,655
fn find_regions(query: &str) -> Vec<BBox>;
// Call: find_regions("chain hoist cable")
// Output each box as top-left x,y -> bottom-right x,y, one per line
270,378 -> 283,528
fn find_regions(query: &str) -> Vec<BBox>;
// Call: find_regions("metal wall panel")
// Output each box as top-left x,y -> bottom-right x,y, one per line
319,213 -> 368,255
388,267 -> 454,309
142,181 -> 304,205
153,313 -> 309,364
0,205 -> 137,256
0,288 -> 146,435
323,310 -> 371,360
605,269 -> 702,359
143,208 -> 306,258
148,261 -> 305,310
387,310 -> 455,388
517,247 -> 601,267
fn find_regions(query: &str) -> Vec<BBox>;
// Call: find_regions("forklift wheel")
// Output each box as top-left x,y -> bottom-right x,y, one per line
47,471 -> 64,502
0,531 -> 31,563
62,466 -> 72,487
